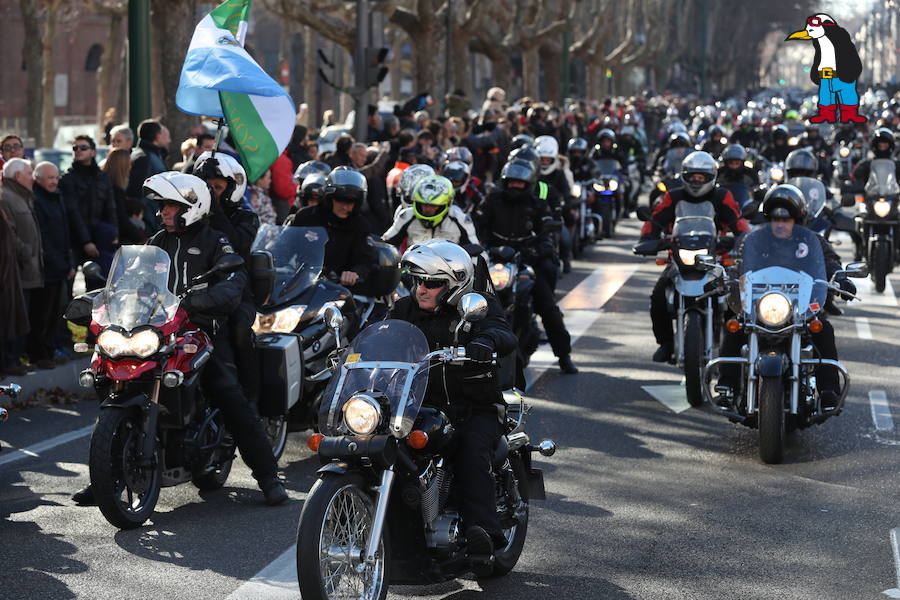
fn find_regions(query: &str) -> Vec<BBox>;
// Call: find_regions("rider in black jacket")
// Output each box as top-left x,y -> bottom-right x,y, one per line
389,239 -> 516,559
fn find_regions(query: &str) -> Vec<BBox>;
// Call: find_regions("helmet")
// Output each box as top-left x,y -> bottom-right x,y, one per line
772,124 -> 789,141
401,239 -> 475,307
567,137 -> 588,156
398,164 -> 435,204
193,151 -> 247,207
785,109 -> 799,121
762,184 -> 805,221
872,127 -> 896,157
293,160 -> 331,183
785,148 -> 818,178
510,134 -> 535,151
602,115 -> 620,130
444,146 -> 473,166
597,128 -> 616,144
707,124 -> 725,138
300,172 -> 327,205
411,175 -> 454,228
143,172 -> 211,229
669,131 -> 692,149
737,113 -> 752,127
534,135 -> 559,175
441,160 -> 470,192
500,159 -> 538,197
721,143 -> 747,163
666,106 -> 679,119
324,167 -> 367,206
508,145 -> 540,169
681,151 -> 718,198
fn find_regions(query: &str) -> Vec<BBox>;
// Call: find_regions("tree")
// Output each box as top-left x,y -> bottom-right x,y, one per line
502,0 -> 574,99
18,0 -> 43,144
84,0 -> 127,132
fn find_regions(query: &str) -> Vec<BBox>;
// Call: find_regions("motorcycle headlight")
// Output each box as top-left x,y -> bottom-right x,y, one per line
788,136 -> 799,146
97,329 -> 159,358
252,305 -> 306,334
571,183 -> 582,197
127,329 -> 161,358
678,248 -> 708,266
770,167 -> 784,182
593,182 -> 606,192
489,263 -> 513,290
342,394 -> 382,435
757,292 -> 791,327
97,329 -> 129,358
657,181 -> 667,192
839,147 -> 850,157
744,160 -> 754,169
608,179 -> 619,191
874,199 -> 891,218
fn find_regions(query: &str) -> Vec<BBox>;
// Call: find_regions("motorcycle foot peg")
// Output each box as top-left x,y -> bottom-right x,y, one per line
528,440 -> 556,457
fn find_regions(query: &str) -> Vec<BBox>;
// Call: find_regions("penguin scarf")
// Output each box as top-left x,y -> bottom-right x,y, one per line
786,13 -> 866,124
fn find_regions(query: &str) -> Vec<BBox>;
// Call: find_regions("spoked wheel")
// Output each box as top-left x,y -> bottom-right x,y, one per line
683,312 -> 704,407
297,473 -> 389,600
758,376 -> 786,464
487,454 -> 530,577
90,409 -> 161,529
263,416 -> 288,461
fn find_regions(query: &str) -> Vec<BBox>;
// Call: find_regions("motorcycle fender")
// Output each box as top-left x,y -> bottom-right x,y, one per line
756,353 -> 786,377
673,274 -> 710,297
527,467 -> 547,500
100,393 -> 150,411
317,461 -> 352,476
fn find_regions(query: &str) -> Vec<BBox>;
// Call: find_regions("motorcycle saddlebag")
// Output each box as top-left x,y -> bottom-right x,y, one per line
255,333 -> 304,417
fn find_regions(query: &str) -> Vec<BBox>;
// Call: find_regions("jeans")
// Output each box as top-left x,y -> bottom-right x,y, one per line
818,78 -> 859,106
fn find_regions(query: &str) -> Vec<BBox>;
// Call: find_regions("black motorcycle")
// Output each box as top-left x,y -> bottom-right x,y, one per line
854,159 -> 900,292
295,298 -> 555,600
487,246 -> 540,365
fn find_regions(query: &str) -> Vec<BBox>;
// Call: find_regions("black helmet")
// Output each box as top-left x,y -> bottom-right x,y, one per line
785,148 -> 818,178
597,128 -> 616,144
762,184 -> 805,221
772,124 -> 789,142
510,134 -> 535,151
707,124 -> 725,138
500,159 -> 537,196
508,145 -> 540,169
668,131 -> 692,149
872,127 -> 896,158
721,143 -> 747,163
567,137 -> 588,155
293,160 -> 331,183
324,166 -> 367,206
300,172 -> 327,204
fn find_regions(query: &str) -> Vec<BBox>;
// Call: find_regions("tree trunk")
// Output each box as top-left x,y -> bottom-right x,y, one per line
97,12 -> 125,132
409,30 -> 437,95
541,44 -> 561,105
303,25 -> 318,128
339,49 -> 352,124
19,0 -> 43,145
520,44 -> 539,99
389,30 -> 402,100
452,30 -> 472,101
40,1 -> 60,147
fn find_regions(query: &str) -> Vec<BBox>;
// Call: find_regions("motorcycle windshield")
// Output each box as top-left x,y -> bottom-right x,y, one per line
788,177 -> 827,218
594,159 -> 621,175
319,320 -> 431,438
739,224 -> 827,322
672,216 -> 716,249
663,148 -> 689,175
865,159 -> 900,197
91,245 -> 179,330
251,225 -> 327,306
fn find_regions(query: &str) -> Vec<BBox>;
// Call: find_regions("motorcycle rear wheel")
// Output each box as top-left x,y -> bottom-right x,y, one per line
264,415 -> 288,462
90,408 -> 161,529
297,472 -> 389,600
758,376 -> 786,464
485,454 -> 530,577
683,312 -> 704,407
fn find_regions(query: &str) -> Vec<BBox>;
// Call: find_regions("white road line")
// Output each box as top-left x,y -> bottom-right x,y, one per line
642,384 -> 692,414
869,390 -> 895,431
0,424 -> 93,469
883,528 -> 900,597
855,317 -> 873,340
525,263 -> 639,387
227,546 -> 298,599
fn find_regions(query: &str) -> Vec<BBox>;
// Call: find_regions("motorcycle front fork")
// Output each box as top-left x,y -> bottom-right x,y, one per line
743,331 -> 801,415
673,294 -> 714,367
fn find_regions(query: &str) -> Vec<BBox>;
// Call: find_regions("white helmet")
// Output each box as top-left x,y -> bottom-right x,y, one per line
143,172 -> 211,228
534,135 -> 559,175
401,239 -> 474,307
398,164 -> 435,206
193,151 -> 247,207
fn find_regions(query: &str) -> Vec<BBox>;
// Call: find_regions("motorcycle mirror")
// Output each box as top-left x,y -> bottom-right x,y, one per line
844,262 -> 869,278
213,253 -> 245,275
323,303 -> 344,330
82,261 -> 106,284
458,293 -> 488,323
831,212 -> 855,232
695,254 -> 718,271
632,239 -> 663,256
635,206 -> 652,221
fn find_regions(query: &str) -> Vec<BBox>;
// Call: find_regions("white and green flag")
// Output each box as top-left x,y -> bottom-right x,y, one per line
176,0 -> 295,182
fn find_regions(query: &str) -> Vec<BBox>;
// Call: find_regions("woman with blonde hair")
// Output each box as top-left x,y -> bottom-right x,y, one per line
102,148 -> 146,244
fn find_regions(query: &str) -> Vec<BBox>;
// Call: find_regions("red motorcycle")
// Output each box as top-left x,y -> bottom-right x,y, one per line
66,245 -> 246,529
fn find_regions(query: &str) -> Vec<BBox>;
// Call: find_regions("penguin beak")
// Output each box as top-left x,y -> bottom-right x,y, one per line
786,29 -> 812,40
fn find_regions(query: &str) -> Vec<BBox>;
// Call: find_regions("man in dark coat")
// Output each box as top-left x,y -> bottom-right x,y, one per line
0,194 -> 29,376
127,119 -> 170,232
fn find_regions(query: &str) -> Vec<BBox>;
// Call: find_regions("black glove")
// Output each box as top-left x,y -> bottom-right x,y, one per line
465,338 -> 494,362
837,278 -> 856,296
182,289 -> 212,313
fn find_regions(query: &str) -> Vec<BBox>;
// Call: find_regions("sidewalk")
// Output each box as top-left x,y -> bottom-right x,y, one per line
1,358 -> 91,407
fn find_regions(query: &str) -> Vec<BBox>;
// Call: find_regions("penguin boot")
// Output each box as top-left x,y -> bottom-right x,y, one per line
839,104 -> 867,124
808,104 -> 837,123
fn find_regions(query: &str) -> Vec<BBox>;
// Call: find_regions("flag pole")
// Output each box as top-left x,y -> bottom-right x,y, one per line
213,117 -> 226,154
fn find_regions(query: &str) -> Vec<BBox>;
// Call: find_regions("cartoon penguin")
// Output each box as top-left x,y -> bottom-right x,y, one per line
786,13 -> 866,124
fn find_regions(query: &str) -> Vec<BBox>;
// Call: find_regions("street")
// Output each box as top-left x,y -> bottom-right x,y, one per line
3,216 -> 900,600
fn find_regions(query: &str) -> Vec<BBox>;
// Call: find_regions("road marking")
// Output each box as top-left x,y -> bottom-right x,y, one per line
642,384 -> 692,414
869,390 -> 894,431
0,424 -> 93,469
228,546 -> 297,599
883,528 -> 900,597
854,275 -> 898,307
525,263 -> 639,387
855,317 -> 873,340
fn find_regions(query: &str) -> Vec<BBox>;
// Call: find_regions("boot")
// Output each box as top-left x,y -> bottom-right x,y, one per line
652,344 -> 673,363
259,477 -> 289,506
558,354 -> 578,374
72,485 -> 97,506
808,104 -> 837,124
839,104 -> 867,124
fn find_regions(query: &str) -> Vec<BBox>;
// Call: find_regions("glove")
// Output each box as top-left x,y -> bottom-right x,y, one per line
465,338 -> 494,362
837,278 -> 856,296
182,289 -> 212,313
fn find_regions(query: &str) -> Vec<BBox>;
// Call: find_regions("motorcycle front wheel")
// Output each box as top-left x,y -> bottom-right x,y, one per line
683,312 -> 704,407
758,376 -> 786,464
873,240 -> 890,293
90,408 -> 161,529
296,472 -> 389,600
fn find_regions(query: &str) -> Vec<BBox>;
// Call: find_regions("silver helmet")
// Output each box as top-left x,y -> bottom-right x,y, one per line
398,164 -> 435,206
681,151 -> 718,198
401,239 -> 474,307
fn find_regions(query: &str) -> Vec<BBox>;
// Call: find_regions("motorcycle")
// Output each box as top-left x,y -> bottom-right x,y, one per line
759,159 -> 787,195
568,181 -> 603,255
592,158 -> 625,238
0,384 -> 20,451
249,225 -> 400,445
854,159 -> 900,292
700,224 -> 866,463
64,245 -> 249,529
487,246 -> 540,365
295,297 -> 555,600
635,201 -> 729,406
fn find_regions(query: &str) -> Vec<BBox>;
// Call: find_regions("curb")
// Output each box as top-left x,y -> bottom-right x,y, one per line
1,358 -> 91,406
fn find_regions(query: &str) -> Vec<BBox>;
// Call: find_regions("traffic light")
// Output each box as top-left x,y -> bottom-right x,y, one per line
365,47 -> 389,88
605,68 -> 613,79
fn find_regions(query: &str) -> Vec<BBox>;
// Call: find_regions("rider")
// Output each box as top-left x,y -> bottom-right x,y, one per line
383,174 -> 480,247
390,239 -> 517,558
717,144 -> 760,189
852,127 -> 900,184
441,159 -> 483,215
534,135 -> 575,272
288,167 -> 378,292
566,137 -> 594,182
716,185 -> 853,410
761,124 -> 794,163
476,158 -> 578,374
639,151 -> 751,363
730,114 -> 760,150
700,124 -> 727,158
298,172 -> 327,207
72,172 -> 288,506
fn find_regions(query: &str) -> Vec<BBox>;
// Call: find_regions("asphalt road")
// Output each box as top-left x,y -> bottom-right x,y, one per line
2,204 -> 900,600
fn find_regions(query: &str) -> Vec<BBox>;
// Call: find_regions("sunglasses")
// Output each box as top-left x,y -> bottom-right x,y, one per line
72,144 -> 92,151
413,277 -> 446,290
806,16 -> 833,27
2,143 -> 22,151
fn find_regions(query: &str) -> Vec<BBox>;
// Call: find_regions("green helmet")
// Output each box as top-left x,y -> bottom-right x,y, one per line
411,175 -> 454,228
